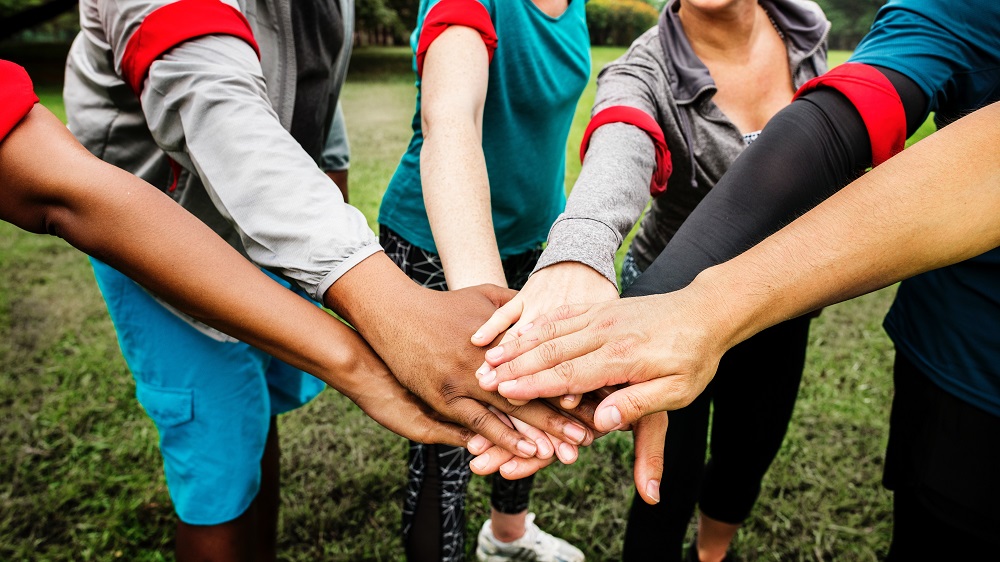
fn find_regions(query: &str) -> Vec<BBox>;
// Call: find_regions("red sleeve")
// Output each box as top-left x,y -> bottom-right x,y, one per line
415,0 -> 498,77
121,0 -> 261,95
581,106 -> 672,197
793,62 -> 906,167
0,60 -> 38,143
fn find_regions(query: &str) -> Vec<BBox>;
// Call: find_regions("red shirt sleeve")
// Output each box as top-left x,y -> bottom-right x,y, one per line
415,0 -> 498,77
581,106 -> 673,197
794,63 -> 906,167
121,0 -> 260,95
0,60 -> 39,143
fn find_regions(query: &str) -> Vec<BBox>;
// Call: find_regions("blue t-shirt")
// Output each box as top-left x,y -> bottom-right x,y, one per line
378,0 -> 590,258
851,0 -> 1000,415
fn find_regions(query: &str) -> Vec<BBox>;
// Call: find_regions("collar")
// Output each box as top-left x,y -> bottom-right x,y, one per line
658,0 -> 829,104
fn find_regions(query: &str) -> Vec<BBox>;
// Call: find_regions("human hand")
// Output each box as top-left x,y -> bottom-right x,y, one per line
468,402 -> 669,505
478,283 -> 731,433
332,331 -> 474,447
325,253 -> 597,459
471,261 -> 619,407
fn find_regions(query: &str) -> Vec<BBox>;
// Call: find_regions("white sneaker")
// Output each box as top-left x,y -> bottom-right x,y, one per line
476,513 -> 585,562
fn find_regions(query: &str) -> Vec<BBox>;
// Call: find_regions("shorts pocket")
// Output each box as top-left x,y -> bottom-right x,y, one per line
136,382 -> 194,428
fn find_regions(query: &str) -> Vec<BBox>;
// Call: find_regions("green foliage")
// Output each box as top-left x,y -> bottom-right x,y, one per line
587,0 -> 660,46
815,0 -> 886,50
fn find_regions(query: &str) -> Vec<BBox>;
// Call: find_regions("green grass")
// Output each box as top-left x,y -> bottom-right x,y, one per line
0,47 -> 935,560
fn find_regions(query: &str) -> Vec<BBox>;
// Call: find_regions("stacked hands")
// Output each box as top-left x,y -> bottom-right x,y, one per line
327,253 -> 734,506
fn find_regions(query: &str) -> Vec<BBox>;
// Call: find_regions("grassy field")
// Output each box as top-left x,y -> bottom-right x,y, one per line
0,48 -> 934,560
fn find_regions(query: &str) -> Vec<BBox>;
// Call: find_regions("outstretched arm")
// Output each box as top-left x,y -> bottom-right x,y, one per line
482,99 -> 1000,426
0,101 -> 468,447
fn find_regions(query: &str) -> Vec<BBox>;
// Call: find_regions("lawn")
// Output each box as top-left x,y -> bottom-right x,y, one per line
0,48 -> 934,561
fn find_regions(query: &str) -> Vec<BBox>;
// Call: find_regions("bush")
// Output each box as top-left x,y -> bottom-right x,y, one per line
587,0 -> 659,46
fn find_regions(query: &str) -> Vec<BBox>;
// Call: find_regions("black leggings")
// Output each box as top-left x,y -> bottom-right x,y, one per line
381,226 -> 539,562
623,314 -> 812,561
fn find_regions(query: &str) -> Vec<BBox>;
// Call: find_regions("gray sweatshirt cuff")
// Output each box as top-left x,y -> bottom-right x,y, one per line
533,218 -> 621,288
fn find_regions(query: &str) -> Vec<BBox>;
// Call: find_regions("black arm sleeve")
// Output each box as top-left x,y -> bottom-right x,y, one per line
622,67 -> 926,298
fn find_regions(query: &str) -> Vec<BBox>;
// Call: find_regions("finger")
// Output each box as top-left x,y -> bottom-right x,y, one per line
560,394 -> 582,409
549,433 -> 578,465
495,353 -> 616,403
596,377 -> 698,432
413,419 -> 476,449
470,445 -> 515,475
508,415 -> 555,459
480,284 -> 519,309
471,298 -> 524,347
491,397 -> 593,446
632,412 -> 668,505
498,455 -> 557,480
551,395 -> 600,441
467,434 -> 493,456
482,305 -> 594,368
455,400 -> 538,458
482,328 -> 599,394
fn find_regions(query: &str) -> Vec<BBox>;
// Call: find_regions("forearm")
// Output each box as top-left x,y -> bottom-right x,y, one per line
422,119 -> 506,289
419,24 -> 503,290
624,68 -> 926,299
0,106 -> 374,393
693,101 -> 1000,350
143,36 -> 378,301
534,123 -> 655,285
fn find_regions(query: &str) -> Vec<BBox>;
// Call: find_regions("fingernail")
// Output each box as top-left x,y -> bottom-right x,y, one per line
476,363 -> 489,378
558,443 -> 578,463
468,435 -> 488,453
481,371 -> 497,386
471,454 -> 491,471
535,438 -> 552,458
564,423 -> 587,445
472,332 -> 484,342
498,380 -> 516,394
646,480 -> 661,503
562,394 -> 578,405
485,346 -> 504,362
501,459 -> 518,474
518,323 -> 533,334
516,440 -> 537,457
597,406 -> 623,431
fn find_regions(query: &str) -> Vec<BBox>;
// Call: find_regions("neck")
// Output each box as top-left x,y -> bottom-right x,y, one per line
678,0 -> 766,61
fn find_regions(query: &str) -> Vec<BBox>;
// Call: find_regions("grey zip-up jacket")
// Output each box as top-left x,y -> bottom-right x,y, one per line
64,0 -> 378,309
534,0 -> 829,286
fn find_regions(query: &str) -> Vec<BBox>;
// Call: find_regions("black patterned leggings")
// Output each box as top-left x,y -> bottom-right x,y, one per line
381,226 -> 540,562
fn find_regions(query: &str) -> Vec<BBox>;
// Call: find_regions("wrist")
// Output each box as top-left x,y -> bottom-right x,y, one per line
685,265 -> 761,352
322,251 -> 421,328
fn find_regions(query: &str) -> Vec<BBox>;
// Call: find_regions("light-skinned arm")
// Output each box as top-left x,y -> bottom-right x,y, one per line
420,25 -> 506,291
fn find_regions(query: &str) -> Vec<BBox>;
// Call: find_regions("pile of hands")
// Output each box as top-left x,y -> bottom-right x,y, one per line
332,257 -> 730,506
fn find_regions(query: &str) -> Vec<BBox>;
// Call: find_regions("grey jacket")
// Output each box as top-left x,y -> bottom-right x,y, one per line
64,0 -> 378,309
535,0 -> 829,286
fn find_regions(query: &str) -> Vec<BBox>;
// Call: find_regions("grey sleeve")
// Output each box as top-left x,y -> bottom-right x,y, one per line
140,35 -> 379,301
321,102 -> 350,172
532,33 -> 665,286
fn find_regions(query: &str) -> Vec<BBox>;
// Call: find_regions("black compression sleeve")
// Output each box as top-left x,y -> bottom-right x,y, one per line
622,68 -> 926,298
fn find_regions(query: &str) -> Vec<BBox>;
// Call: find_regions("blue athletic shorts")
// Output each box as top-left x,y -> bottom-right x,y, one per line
90,259 -> 326,525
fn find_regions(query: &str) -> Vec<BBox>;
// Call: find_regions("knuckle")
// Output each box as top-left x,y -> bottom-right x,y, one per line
553,360 -> 576,385
537,340 -> 562,366
618,392 -> 650,420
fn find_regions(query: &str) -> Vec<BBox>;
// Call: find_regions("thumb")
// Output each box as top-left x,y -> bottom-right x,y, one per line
595,378 -> 690,432
632,412 -> 667,505
478,283 -> 519,309
472,296 -> 524,346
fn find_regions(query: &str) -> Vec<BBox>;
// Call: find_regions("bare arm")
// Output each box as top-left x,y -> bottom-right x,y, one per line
420,25 -> 506,290
0,104 -> 469,446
